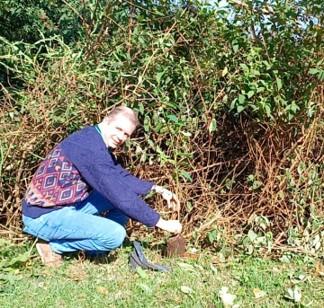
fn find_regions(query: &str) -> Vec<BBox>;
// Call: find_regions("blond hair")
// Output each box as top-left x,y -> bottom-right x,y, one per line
104,106 -> 139,127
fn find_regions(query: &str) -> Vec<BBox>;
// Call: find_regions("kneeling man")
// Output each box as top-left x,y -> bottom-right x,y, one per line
22,106 -> 181,266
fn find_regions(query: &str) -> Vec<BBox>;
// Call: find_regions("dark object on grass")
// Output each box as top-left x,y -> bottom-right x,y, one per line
166,234 -> 186,257
129,241 -> 171,272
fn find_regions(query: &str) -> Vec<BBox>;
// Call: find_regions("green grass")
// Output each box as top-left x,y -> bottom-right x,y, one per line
0,239 -> 323,307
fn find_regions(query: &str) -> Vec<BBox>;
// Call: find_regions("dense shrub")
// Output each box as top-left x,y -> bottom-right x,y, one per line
0,0 -> 323,255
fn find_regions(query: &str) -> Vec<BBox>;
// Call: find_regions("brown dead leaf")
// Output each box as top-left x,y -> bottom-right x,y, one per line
314,261 -> 324,277
66,264 -> 87,281
181,252 -> 200,260
96,286 -> 109,295
253,288 -> 267,299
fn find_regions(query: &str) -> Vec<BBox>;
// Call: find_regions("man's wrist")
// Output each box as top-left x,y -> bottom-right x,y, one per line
156,217 -> 166,229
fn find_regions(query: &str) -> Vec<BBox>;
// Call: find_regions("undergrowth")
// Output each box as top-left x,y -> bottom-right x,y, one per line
0,1 -> 323,257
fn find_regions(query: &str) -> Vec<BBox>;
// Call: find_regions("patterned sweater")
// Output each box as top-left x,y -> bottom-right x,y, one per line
22,126 -> 160,227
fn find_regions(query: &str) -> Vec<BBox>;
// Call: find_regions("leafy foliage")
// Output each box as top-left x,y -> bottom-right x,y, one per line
0,0 -> 323,253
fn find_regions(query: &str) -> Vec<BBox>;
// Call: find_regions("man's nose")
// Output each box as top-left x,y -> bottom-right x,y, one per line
117,131 -> 126,142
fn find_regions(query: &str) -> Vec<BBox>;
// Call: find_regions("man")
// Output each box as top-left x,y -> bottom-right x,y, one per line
22,106 -> 182,266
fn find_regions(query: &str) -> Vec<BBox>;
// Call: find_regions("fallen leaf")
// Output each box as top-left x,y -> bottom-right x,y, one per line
253,288 -> 267,299
219,287 -> 236,307
180,285 -> 193,294
279,255 -> 291,263
315,261 -> 324,277
285,286 -> 302,303
96,286 -> 109,295
291,273 -> 307,284
181,252 -> 199,260
177,262 -> 195,271
298,274 -> 306,281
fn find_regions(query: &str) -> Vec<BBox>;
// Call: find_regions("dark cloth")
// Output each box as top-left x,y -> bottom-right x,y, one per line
22,126 -> 160,227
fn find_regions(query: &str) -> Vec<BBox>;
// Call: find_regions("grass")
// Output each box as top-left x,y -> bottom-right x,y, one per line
0,238 -> 323,307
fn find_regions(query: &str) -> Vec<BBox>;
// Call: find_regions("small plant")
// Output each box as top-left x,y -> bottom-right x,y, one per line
247,174 -> 263,191
240,215 -> 273,255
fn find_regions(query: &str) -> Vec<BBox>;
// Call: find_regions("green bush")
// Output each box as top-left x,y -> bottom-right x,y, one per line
0,0 -> 322,254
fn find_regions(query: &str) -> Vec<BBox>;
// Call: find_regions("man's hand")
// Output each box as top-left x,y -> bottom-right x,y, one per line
156,218 -> 182,234
152,185 -> 180,211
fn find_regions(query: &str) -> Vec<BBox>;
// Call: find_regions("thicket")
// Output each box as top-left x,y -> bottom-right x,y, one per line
0,0 -> 323,257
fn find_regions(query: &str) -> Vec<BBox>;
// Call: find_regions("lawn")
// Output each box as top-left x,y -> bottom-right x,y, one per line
0,238 -> 323,307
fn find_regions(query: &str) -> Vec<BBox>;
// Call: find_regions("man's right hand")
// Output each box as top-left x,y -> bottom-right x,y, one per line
151,185 -> 181,211
156,218 -> 182,234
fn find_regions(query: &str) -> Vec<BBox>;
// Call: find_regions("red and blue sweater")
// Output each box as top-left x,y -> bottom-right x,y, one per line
22,126 -> 160,227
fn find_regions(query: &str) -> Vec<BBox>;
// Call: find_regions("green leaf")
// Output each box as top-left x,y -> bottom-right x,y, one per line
208,118 -> 217,133
180,170 -> 193,182
137,103 -> 144,115
247,174 -> 255,182
208,230 -> 218,243
289,101 -> 299,113
264,104 -> 271,117
222,67 -> 228,77
186,201 -> 193,212
180,285 -> 193,294
251,69 -> 260,76
309,68 -> 319,75
309,68 -> 324,80
247,230 -> 258,242
238,94 -> 245,105
156,71 -> 164,84
240,64 -> 248,71
276,77 -> 282,91
230,98 -> 237,110
166,114 -> 178,123
237,105 -> 245,113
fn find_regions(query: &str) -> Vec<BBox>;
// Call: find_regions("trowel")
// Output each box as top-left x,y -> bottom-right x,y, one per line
165,209 -> 186,257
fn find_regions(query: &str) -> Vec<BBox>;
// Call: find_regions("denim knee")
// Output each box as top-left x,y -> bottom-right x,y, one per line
101,224 -> 126,251
112,224 -> 127,249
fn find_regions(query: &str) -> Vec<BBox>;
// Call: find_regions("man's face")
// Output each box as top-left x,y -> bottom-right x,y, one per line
105,114 -> 136,149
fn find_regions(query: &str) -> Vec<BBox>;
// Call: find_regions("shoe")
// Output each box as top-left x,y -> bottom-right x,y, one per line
36,240 -> 63,267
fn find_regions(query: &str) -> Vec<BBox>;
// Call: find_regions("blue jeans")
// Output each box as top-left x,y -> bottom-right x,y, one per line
22,191 -> 128,254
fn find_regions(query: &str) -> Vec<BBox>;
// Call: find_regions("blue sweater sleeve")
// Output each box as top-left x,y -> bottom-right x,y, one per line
61,127 -> 160,227
113,162 -> 154,195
